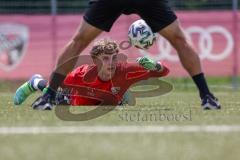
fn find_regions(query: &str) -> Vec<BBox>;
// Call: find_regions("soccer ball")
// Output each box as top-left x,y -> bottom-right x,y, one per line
128,19 -> 156,49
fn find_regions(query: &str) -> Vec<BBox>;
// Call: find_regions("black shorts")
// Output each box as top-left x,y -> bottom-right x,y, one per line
84,0 -> 177,32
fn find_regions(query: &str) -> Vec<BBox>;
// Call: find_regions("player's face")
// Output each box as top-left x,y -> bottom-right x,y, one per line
95,52 -> 118,76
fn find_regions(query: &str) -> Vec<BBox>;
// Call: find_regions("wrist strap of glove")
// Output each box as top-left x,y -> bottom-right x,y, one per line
155,62 -> 163,72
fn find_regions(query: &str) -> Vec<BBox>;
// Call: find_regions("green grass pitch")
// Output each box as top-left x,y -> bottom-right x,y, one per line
0,79 -> 240,160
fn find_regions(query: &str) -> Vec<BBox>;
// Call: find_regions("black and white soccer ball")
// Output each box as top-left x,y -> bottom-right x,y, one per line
128,19 -> 156,49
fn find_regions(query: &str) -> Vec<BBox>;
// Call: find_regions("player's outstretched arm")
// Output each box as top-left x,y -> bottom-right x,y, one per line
136,56 -> 164,72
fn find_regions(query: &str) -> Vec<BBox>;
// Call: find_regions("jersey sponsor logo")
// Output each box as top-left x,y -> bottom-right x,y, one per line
140,25 -> 233,61
0,23 -> 29,71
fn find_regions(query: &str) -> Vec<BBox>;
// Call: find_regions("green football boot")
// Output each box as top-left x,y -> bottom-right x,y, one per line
14,74 -> 42,105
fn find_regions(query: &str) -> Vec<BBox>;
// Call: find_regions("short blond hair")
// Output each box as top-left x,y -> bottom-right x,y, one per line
90,39 -> 119,58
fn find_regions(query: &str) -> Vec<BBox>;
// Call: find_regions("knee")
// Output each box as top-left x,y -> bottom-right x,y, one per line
169,32 -> 188,47
169,31 -> 200,62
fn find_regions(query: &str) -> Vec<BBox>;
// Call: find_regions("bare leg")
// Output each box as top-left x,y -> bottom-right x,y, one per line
159,20 -> 201,76
158,20 -> 221,109
49,20 -> 102,91
56,20 -> 102,75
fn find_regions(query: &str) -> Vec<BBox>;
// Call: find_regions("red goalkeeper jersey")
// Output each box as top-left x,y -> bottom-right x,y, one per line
63,62 -> 169,106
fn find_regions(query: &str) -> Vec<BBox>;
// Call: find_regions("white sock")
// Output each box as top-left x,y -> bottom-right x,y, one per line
32,77 -> 43,90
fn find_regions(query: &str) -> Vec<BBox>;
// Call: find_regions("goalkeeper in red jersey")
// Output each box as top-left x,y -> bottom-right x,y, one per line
14,39 -> 169,110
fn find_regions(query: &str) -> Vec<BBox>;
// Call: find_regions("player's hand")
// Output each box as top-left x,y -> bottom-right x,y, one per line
136,56 -> 162,71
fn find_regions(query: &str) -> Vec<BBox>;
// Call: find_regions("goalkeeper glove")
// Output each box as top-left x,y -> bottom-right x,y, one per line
136,56 -> 162,71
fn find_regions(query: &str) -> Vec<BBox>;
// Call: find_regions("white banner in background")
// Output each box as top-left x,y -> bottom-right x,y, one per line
140,26 -> 234,62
